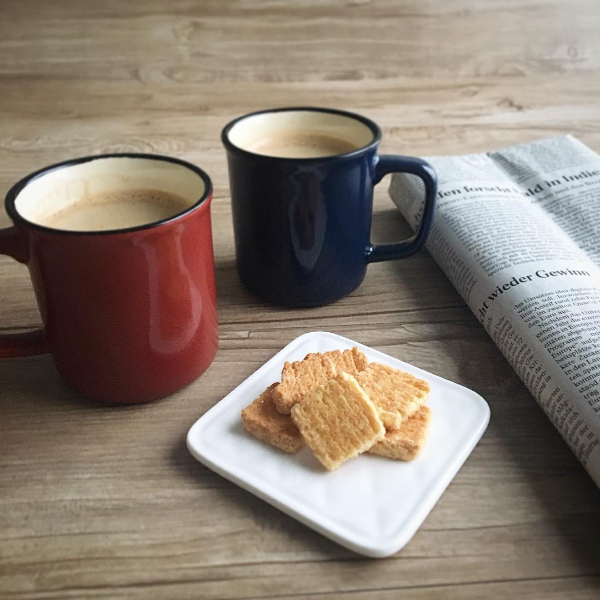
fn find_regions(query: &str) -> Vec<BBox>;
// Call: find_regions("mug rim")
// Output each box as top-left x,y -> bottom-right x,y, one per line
4,153 -> 213,237
221,106 -> 382,162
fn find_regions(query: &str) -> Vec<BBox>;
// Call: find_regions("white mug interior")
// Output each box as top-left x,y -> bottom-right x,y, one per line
226,110 -> 376,156
15,157 -> 206,229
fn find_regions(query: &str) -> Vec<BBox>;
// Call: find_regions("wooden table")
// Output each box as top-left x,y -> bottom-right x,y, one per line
1,1 -> 599,598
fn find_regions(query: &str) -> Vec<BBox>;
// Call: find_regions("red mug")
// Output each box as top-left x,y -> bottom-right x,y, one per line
0,154 -> 218,403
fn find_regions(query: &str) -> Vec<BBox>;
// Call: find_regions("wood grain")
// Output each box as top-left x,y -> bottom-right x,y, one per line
1,1 -> 600,598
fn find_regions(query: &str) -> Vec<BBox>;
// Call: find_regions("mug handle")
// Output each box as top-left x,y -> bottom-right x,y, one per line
366,154 -> 437,263
0,226 -> 48,358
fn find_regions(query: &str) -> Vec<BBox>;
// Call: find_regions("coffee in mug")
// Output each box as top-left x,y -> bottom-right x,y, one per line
245,132 -> 358,159
33,189 -> 191,232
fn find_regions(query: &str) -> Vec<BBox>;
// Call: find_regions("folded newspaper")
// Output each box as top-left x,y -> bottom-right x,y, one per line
390,135 -> 600,486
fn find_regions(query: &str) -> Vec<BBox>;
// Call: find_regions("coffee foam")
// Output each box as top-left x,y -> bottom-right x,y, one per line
42,189 -> 192,231
15,157 -> 205,229
246,132 -> 358,158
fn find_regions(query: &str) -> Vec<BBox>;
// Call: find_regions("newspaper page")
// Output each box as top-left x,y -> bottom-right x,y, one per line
389,136 -> 600,486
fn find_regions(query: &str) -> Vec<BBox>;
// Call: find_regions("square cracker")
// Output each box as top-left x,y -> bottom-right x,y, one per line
369,406 -> 432,461
242,384 -> 304,454
290,372 -> 385,471
355,362 -> 429,430
272,347 -> 368,415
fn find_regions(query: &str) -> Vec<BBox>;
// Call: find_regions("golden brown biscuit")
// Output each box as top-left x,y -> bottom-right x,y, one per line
334,347 -> 369,374
355,363 -> 429,430
290,372 -> 385,471
369,406 -> 432,461
397,370 -> 431,395
272,347 -> 368,414
242,384 -> 304,453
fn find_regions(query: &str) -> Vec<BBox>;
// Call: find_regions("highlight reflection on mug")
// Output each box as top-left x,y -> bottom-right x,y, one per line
288,169 -> 327,274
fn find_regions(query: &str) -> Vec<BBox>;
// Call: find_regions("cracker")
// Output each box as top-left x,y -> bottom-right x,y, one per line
355,363 -> 429,430
272,347 -> 368,414
242,384 -> 304,454
369,406 -> 432,461
333,346 -> 369,374
290,372 -> 385,471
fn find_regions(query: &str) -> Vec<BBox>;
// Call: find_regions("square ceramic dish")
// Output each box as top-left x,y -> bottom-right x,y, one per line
187,332 -> 490,557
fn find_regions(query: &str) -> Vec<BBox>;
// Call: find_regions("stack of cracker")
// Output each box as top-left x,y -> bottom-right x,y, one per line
241,347 -> 432,471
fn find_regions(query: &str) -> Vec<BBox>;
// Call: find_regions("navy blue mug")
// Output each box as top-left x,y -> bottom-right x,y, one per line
222,107 -> 437,307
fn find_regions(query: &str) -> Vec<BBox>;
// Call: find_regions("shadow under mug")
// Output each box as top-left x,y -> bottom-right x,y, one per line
0,154 -> 218,403
222,107 -> 437,307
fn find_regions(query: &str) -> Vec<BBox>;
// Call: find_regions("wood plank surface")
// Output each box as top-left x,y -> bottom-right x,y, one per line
1,1 -> 599,598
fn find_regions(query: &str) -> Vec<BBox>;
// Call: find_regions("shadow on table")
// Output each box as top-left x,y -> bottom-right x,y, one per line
463,350 -> 600,574
0,353 -> 109,410
379,221 -> 600,574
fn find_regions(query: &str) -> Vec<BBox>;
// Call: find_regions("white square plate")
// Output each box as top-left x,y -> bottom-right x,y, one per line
187,332 -> 490,557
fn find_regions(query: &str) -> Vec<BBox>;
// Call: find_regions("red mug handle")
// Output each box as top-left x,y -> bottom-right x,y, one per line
0,226 -> 49,358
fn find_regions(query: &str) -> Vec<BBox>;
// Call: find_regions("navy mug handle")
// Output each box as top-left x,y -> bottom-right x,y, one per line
366,155 -> 437,263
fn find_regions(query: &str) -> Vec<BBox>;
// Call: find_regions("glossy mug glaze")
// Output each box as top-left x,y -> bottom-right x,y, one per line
222,107 -> 437,307
0,155 -> 218,403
